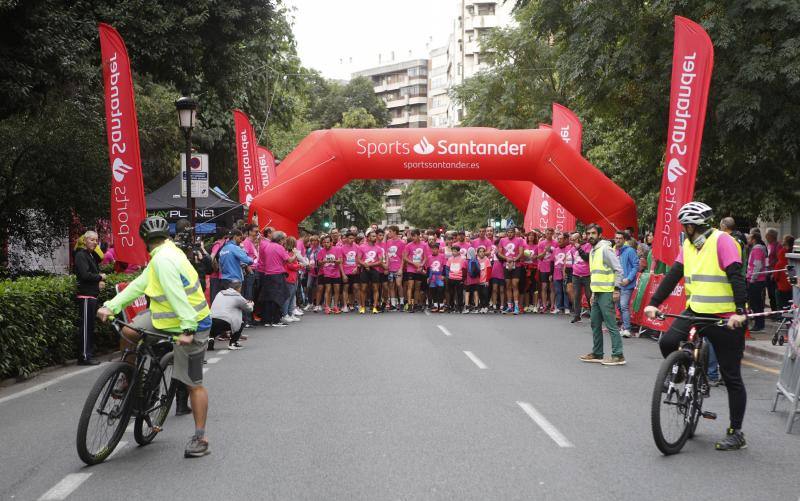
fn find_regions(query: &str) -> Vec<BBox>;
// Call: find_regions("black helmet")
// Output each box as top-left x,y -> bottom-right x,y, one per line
139,216 -> 170,243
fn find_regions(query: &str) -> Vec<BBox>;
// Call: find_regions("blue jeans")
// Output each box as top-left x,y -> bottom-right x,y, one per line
283,282 -> 298,317
554,279 -> 571,311
617,288 -> 633,331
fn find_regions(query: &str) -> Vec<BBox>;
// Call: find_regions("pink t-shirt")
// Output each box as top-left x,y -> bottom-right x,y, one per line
453,240 -> 470,256
427,254 -> 447,276
317,247 -> 342,278
499,237 -> 525,268
478,257 -> 491,283
520,242 -> 537,268
383,239 -> 405,273
471,238 -> 493,253
210,239 -> 226,278
564,244 -> 575,268
447,255 -> 466,280
242,237 -> 258,263
674,232 -> 742,270
571,243 -> 592,277
360,243 -> 385,269
404,242 -> 428,273
340,243 -> 361,276
747,244 -> 768,282
491,259 -> 505,280
553,245 -> 570,281
537,239 -> 555,272
262,241 -> 290,275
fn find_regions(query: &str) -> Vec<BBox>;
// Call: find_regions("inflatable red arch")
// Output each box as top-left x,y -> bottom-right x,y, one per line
250,128 -> 636,237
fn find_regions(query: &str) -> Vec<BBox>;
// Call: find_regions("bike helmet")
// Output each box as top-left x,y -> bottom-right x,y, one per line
677,201 -> 713,225
138,216 -> 170,242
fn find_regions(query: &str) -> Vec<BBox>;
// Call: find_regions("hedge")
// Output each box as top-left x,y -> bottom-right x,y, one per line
0,273 -> 138,380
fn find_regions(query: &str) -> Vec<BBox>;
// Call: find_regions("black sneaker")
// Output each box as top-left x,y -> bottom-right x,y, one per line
570,316 -> 581,324
715,428 -> 746,451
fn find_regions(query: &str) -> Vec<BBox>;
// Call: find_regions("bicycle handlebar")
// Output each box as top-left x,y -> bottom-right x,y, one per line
111,318 -> 178,343
654,312 -> 726,326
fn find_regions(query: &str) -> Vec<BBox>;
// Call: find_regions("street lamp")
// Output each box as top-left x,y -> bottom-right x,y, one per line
176,95 -> 198,241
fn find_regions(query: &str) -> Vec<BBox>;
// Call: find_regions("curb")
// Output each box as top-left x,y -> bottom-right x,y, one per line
744,344 -> 784,363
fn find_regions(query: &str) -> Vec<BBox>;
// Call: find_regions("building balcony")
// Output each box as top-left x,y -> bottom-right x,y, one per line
390,115 -> 410,126
384,205 -> 402,214
408,96 -> 427,105
385,96 -> 409,108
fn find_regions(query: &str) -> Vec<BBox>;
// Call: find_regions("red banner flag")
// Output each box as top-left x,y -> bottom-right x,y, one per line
256,146 -> 277,193
98,24 -> 148,266
652,16 -> 714,265
233,110 -> 261,205
550,103 -> 580,233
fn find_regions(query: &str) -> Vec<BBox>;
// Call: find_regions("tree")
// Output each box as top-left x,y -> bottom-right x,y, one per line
454,1 -> 800,228
336,107 -> 378,129
402,181 -> 520,231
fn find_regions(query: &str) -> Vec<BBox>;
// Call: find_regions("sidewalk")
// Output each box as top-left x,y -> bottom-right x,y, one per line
745,325 -> 787,363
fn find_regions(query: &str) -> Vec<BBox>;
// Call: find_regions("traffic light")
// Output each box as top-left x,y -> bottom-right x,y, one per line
323,221 -> 331,228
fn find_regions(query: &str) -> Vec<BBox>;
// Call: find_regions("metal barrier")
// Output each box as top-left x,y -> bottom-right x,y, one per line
771,252 -> 800,432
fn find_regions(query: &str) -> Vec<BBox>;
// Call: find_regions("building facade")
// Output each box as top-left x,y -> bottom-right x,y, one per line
352,59 -> 429,128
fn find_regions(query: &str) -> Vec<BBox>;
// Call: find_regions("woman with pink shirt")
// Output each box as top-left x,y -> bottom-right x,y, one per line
316,235 -> 345,314
258,231 -> 296,327
570,232 -> 593,323
446,246 -> 466,312
747,232 -> 768,331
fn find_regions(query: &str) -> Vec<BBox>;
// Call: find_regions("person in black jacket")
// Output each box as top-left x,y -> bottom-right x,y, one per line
74,231 -> 106,365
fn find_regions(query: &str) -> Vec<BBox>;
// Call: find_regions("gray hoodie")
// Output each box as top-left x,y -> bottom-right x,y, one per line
210,288 -> 253,333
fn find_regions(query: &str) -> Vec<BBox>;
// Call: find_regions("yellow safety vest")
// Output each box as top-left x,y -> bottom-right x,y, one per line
683,229 -> 735,314
144,241 -> 210,331
590,244 -> 615,293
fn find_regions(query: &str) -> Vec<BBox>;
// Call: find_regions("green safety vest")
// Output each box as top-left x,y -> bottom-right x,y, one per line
590,245 -> 615,293
683,229 -> 735,314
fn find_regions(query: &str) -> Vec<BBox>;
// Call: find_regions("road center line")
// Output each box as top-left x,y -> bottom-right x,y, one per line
38,473 -> 92,500
437,325 -> 452,337
206,357 -> 221,364
217,350 -> 230,355
463,351 -> 487,369
516,401 -> 574,448
0,365 -> 104,406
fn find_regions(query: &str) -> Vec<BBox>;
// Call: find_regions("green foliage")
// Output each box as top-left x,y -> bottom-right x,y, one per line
337,107 -> 378,129
0,273 -> 138,379
455,0 -> 800,228
402,181 -> 521,231
301,180 -> 390,232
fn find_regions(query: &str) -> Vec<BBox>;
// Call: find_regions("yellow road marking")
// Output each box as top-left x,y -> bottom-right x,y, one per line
742,359 -> 779,375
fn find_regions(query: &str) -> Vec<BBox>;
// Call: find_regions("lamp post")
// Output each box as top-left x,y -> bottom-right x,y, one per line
176,96 -> 198,241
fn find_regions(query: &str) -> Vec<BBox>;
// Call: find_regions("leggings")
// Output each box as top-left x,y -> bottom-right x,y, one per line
658,308 -> 747,430
478,283 -> 489,308
429,286 -> 444,305
448,279 -> 464,311
572,274 -> 592,315
211,318 -> 244,344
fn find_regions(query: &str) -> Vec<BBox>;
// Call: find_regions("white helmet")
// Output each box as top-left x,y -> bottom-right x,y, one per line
678,201 -> 713,225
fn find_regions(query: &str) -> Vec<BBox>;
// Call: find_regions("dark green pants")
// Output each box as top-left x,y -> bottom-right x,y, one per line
590,291 -> 623,357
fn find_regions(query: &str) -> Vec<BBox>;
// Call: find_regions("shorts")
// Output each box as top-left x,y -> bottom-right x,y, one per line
565,268 -> 573,282
490,277 -> 505,287
465,284 -> 478,293
131,310 -> 209,387
346,273 -> 360,284
361,269 -> 381,284
318,276 -> 342,285
387,271 -> 401,282
504,267 -> 525,280
410,272 -> 426,282
539,271 -> 552,282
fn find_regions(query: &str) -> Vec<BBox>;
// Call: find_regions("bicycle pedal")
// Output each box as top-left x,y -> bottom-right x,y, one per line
701,411 -> 717,420
153,426 -> 162,432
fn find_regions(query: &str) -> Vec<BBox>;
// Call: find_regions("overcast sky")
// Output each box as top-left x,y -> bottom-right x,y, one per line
284,0 -> 457,80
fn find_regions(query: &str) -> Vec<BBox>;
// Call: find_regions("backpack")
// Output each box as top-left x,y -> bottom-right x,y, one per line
468,258 -> 480,278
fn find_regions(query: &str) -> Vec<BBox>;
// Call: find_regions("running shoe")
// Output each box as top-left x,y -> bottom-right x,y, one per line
359,306 -> 366,314
579,353 -> 604,363
715,428 -> 747,451
372,307 -> 380,314
314,306 -> 322,313
333,306 -> 342,314
324,306 -> 331,315
228,342 -> 244,350
293,308 -> 304,316
184,436 -> 210,458
342,306 -> 350,313
513,306 -> 520,315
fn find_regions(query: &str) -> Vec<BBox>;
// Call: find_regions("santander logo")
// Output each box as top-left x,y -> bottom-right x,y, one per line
540,199 -> 550,217
413,137 -> 435,155
666,158 -> 687,183
112,157 -> 133,182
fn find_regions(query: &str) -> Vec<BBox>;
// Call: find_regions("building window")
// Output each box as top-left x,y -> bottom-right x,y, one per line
407,67 -> 427,78
387,213 -> 403,225
430,76 -> 447,90
385,196 -> 401,207
477,4 -> 495,15
403,85 -> 427,97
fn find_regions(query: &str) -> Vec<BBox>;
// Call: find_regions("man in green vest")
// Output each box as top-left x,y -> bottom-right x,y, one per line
644,202 -> 749,451
579,223 -> 626,366
98,216 -> 212,458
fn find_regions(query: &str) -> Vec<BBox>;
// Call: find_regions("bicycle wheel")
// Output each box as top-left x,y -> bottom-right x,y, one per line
651,350 -> 693,455
76,362 -> 134,465
134,352 -> 176,445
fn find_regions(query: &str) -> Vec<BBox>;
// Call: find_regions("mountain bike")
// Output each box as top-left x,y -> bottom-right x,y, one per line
76,319 -> 177,465
650,312 -> 722,455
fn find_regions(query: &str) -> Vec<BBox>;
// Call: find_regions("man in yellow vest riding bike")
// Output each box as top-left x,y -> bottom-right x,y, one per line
97,216 -> 212,458
644,202 -> 749,451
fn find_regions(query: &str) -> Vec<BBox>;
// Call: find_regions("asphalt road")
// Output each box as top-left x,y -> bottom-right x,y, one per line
1,311 -> 798,500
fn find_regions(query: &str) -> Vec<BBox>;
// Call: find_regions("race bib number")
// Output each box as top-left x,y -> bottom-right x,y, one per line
346,251 -> 357,265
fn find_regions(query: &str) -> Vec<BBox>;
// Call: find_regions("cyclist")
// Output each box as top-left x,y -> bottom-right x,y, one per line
97,216 -> 212,458
644,202 -> 749,451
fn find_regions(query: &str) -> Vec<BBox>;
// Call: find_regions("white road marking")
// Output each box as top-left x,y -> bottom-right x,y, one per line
516,401 -> 574,448
437,325 -> 452,337
424,310 -> 431,316
38,473 -> 92,500
125,423 -> 134,433
202,368 -> 209,374
463,351 -> 487,369
206,357 -> 221,364
0,365 -> 104,406
217,350 -> 229,355
108,440 -> 128,459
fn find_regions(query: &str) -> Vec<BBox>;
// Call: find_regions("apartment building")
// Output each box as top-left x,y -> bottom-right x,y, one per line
352,59 -> 429,128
